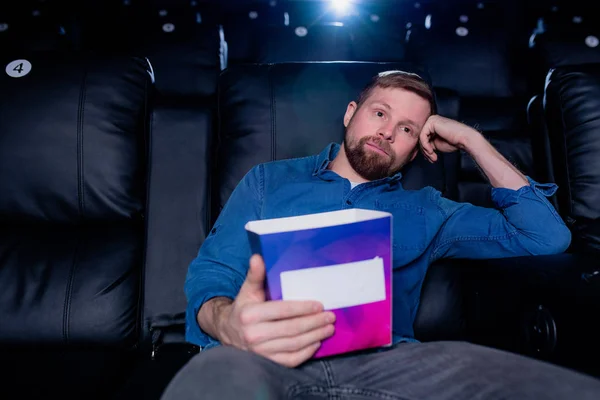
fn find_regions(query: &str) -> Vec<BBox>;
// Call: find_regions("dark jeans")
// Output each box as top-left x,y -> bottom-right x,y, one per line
161,341 -> 600,399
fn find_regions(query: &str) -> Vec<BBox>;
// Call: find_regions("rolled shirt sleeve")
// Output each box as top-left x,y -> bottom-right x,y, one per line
431,177 -> 571,262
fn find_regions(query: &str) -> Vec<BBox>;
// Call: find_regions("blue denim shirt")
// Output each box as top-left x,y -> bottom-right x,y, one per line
184,143 -> 571,350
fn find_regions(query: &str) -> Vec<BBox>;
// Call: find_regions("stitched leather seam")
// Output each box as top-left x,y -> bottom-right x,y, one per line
555,77 -> 573,216
77,70 -> 87,221
63,236 -> 80,344
139,73 -> 151,347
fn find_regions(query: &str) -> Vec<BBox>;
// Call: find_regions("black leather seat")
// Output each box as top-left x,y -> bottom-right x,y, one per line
457,62 -> 600,378
535,64 -> 600,255
0,53 -> 153,399
0,33 -> 220,399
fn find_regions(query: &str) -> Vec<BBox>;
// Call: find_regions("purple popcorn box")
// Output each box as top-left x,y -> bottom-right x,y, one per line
245,209 -> 393,359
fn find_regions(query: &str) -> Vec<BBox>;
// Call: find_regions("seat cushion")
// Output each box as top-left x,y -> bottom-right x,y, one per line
0,224 -> 143,347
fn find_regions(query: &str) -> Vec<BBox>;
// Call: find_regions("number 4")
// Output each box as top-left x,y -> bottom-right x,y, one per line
13,63 -> 24,73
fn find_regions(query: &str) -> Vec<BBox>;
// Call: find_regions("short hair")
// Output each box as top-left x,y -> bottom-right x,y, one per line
356,70 -> 437,115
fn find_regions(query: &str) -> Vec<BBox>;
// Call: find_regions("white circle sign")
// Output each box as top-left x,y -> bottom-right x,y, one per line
6,59 -> 32,78
295,26 -> 308,37
585,35 -> 599,48
573,16 -> 583,24
456,26 -> 469,37
0,23 -> 8,32
162,23 -> 175,33
459,15 -> 469,23
249,11 -> 258,19
159,9 -> 168,17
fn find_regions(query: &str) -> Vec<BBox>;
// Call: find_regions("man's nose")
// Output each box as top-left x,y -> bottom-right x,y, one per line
377,123 -> 394,140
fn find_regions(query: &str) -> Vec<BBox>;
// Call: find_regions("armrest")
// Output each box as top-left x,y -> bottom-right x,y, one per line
436,253 -> 600,377
413,259 -> 470,342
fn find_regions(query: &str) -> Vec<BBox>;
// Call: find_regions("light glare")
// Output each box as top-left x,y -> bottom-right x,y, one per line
332,0 -> 349,13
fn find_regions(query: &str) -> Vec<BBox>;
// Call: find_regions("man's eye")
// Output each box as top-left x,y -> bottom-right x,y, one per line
403,127 -> 411,133
376,111 -> 384,118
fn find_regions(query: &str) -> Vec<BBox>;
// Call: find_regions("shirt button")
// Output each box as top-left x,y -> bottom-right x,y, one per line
346,200 -> 352,205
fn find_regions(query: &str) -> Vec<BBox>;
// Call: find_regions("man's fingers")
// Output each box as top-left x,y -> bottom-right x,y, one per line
237,254 -> 267,303
253,323 -> 335,355
420,136 -> 437,163
419,121 -> 436,156
268,341 -> 323,368
243,311 -> 335,345
240,300 -> 324,325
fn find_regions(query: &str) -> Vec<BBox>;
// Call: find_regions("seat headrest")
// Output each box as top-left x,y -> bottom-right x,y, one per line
217,62 -> 451,208
0,54 -> 153,224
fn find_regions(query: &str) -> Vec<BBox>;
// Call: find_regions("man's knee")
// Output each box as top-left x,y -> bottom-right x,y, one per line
185,345 -> 257,373
162,346 -> 265,400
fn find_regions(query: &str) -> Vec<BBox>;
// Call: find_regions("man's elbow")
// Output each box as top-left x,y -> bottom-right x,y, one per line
529,223 -> 572,255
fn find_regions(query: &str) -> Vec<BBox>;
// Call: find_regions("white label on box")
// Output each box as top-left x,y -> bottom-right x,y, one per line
280,257 -> 386,310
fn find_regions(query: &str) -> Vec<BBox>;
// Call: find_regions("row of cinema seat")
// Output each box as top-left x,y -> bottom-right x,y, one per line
3,0 -> 600,210
1,0 -> 600,399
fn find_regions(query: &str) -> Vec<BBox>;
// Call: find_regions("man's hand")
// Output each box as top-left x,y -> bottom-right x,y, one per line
418,115 -> 528,190
418,115 -> 478,163
211,255 -> 335,368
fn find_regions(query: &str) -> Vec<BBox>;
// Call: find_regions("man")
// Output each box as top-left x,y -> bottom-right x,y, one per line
163,71 -> 600,399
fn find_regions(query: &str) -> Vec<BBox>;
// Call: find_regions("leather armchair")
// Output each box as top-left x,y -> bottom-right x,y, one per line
441,63 -> 600,378
212,61 -> 600,380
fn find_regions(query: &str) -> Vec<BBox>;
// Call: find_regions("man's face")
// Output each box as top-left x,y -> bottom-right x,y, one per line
343,86 -> 431,181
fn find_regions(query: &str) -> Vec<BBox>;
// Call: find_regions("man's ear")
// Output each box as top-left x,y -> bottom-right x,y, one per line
343,101 -> 358,128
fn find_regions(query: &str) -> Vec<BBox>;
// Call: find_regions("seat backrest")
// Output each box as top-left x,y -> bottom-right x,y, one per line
0,54 -> 151,224
542,64 -> 600,254
0,53 -> 153,347
213,62 -> 455,221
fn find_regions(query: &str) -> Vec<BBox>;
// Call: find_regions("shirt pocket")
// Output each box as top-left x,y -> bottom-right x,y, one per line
375,200 -> 428,266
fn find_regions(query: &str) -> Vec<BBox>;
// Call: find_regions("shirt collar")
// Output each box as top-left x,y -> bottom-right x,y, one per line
312,142 -> 403,183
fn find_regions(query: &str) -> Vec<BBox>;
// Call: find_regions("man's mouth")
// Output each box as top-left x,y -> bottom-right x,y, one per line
365,141 -> 389,157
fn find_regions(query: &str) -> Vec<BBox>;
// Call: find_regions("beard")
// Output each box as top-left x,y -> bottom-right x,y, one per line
344,133 -> 399,181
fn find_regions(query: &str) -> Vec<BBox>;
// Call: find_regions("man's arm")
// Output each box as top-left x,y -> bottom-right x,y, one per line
461,133 -> 529,191
183,166 -> 263,349
419,115 -> 529,191
184,166 -> 335,365
196,297 -> 233,343
419,116 -> 571,261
